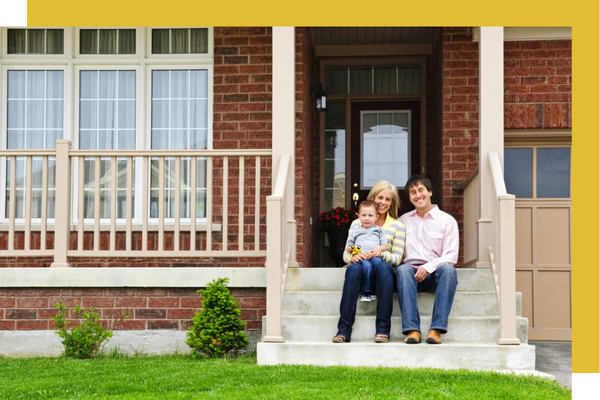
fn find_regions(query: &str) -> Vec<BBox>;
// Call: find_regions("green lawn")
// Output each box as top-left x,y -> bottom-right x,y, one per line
0,354 -> 571,399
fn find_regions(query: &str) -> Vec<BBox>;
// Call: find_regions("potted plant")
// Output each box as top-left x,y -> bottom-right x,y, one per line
318,206 -> 357,267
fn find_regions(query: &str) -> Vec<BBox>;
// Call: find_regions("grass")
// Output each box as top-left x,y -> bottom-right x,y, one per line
0,354 -> 571,399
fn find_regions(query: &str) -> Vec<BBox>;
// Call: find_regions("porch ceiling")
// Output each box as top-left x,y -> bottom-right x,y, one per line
311,27 -> 442,46
310,27 -> 442,57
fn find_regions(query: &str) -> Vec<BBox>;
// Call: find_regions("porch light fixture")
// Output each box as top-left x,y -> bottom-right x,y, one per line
310,83 -> 327,111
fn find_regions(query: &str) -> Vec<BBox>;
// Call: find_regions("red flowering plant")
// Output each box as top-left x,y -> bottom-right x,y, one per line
318,206 -> 358,231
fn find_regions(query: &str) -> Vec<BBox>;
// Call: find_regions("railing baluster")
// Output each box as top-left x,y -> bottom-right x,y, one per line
78,157 -> 85,251
126,157 -> 133,252
239,156 -> 244,250
8,156 -> 16,251
142,157 -> 149,251
40,157 -> 48,251
190,157 -> 197,251
110,157 -> 117,252
25,156 -> 32,251
94,156 -> 101,251
174,157 -> 181,251
255,156 -> 260,250
206,156 -> 213,251
158,157 -> 165,252
223,156 -> 228,250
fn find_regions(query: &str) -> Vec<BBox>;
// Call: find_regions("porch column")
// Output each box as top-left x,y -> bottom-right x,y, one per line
272,27 -> 297,267
477,27 -> 504,268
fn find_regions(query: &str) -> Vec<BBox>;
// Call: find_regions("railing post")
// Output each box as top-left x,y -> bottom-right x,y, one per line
50,140 -> 72,268
263,194 -> 284,343
497,194 -> 520,345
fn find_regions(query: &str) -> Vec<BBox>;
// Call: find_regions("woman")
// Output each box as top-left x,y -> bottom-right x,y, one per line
332,180 -> 406,343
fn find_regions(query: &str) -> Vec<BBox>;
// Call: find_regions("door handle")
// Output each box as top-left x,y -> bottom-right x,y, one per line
352,192 -> 359,208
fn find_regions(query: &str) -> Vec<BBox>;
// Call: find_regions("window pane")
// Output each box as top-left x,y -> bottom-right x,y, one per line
325,68 -> 348,96
398,67 -> 421,94
171,29 -> 188,54
152,29 -> 169,54
80,30 -> 98,54
46,29 -> 64,54
350,68 -> 372,95
190,28 -> 208,53
536,148 -> 570,198
99,29 -> 117,54
7,29 -> 26,53
324,102 -> 346,210
28,29 -> 45,54
504,148 -> 533,198
119,29 -> 136,54
374,67 -> 397,95
80,70 -> 135,150
361,111 -> 409,188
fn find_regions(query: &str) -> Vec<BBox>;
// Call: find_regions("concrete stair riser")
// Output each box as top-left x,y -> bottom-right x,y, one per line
257,342 -> 536,370
285,268 -> 496,292
282,291 -> 522,317
264,315 -> 529,343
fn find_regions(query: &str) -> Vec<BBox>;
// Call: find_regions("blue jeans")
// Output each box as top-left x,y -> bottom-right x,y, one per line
359,257 -> 383,294
395,263 -> 457,335
336,259 -> 395,341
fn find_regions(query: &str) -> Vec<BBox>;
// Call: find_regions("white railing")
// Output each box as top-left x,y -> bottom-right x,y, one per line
262,153 -> 292,342
488,152 -> 520,345
0,140 -> 272,265
460,167 -> 479,267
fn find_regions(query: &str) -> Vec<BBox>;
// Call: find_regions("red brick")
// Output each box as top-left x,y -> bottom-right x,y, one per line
0,321 -> 15,330
17,298 -> 49,308
148,298 -> 180,307
148,320 -> 178,330
82,297 -> 114,308
116,320 -> 146,330
17,320 -> 48,330
0,298 -> 15,307
135,309 -> 166,319
5,309 -> 36,319
116,297 -> 147,307
166,309 -> 196,319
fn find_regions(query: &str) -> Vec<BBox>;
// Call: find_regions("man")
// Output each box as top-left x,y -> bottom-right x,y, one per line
396,175 -> 459,344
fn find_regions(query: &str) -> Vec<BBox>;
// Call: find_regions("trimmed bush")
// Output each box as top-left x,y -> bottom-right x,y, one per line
186,278 -> 249,358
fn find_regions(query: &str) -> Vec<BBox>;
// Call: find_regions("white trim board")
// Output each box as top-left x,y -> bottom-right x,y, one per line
0,267 -> 266,288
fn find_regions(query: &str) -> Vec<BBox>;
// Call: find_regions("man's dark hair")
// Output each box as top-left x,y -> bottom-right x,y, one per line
405,175 -> 433,192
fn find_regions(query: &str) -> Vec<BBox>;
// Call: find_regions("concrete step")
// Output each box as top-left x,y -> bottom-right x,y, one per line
285,267 -> 496,292
282,291 -> 522,317
257,341 -> 536,370
264,315 -> 529,343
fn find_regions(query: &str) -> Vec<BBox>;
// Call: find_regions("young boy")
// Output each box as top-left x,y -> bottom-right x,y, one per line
345,200 -> 388,301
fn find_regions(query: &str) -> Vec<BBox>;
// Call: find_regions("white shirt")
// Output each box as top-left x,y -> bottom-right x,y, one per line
399,205 -> 459,273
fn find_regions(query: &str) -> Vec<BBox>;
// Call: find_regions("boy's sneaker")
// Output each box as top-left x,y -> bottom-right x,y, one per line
370,294 -> 377,301
360,294 -> 371,302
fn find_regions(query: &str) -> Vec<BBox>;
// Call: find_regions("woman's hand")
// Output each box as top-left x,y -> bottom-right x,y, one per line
351,253 -> 366,263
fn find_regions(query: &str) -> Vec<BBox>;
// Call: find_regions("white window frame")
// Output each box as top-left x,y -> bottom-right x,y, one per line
0,27 -> 214,227
0,64 -> 69,224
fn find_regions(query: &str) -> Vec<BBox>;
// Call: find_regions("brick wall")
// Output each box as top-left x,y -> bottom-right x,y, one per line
504,40 -> 572,129
0,287 -> 265,331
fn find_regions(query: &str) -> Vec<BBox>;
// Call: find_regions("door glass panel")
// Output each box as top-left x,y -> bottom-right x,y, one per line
361,110 -> 409,189
324,102 -> 346,209
505,148 -> 533,198
536,148 -> 570,198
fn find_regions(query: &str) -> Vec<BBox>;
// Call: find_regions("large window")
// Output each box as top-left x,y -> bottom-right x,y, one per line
4,69 -> 63,219
150,69 -> 208,219
1,27 -> 213,223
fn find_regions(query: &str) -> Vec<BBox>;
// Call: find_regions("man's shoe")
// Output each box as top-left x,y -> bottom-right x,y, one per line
426,329 -> 442,344
404,331 -> 421,344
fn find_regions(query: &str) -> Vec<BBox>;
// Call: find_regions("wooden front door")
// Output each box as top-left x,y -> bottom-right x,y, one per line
349,101 -> 420,215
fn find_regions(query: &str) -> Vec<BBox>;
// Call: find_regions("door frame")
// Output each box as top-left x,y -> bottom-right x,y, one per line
318,57 -> 427,212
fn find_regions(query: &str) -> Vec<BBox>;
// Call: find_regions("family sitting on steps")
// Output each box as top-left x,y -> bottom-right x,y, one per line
332,175 -> 459,345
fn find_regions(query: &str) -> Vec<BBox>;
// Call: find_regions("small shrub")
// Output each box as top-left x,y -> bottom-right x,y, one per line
186,278 -> 250,358
53,302 -> 129,359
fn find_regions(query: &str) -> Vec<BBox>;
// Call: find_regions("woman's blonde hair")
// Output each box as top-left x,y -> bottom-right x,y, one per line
367,180 -> 401,219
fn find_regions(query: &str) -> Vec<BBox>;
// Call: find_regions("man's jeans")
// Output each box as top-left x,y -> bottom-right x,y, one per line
359,257 -> 383,294
395,263 -> 457,335
336,260 -> 395,341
